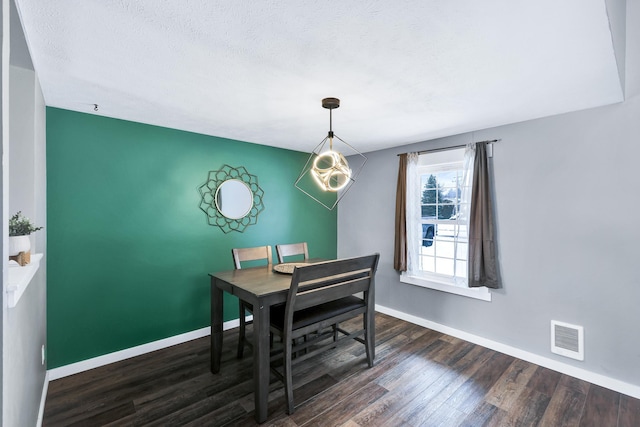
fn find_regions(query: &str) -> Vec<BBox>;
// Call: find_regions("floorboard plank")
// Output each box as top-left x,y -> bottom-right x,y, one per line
618,393 -> 640,427
300,381 -> 388,427
350,358 -> 448,425
499,386 -> 551,427
48,400 -> 136,427
538,384 -> 587,427
579,384 -> 620,427
485,358 -> 538,412
527,366 -> 562,397
393,346 -> 496,426
458,401 -> 500,427
444,351 -> 514,415
560,374 -> 592,395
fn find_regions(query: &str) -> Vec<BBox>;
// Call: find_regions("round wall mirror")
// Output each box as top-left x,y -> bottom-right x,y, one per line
198,164 -> 265,233
214,179 -> 253,219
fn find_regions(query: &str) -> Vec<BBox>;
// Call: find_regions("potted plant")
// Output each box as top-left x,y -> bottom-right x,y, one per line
9,211 -> 43,257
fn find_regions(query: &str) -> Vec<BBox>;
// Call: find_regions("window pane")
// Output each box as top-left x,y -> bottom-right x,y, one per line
420,241 -> 435,256
421,255 -> 435,273
436,258 -> 454,276
422,204 -> 436,218
438,206 -> 455,219
437,224 -> 455,237
421,224 -> 435,250
437,240 -> 455,259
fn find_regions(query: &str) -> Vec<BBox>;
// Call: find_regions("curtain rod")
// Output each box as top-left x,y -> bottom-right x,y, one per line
397,139 -> 500,156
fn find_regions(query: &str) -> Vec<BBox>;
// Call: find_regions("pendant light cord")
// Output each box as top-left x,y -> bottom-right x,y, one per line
328,108 -> 334,150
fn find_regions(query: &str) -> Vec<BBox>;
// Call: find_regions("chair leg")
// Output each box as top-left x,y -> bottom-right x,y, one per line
284,338 -> 295,414
364,312 -> 374,368
237,301 -> 246,359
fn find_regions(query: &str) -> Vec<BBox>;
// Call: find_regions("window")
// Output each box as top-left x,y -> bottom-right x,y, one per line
418,154 -> 467,283
401,148 -> 491,301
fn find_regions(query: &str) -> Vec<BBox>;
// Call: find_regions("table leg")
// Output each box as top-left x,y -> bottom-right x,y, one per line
365,289 -> 376,365
365,304 -> 376,366
211,277 -> 223,373
253,300 -> 270,423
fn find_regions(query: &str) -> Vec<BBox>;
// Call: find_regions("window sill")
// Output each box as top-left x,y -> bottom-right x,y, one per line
400,273 -> 492,301
7,253 -> 43,308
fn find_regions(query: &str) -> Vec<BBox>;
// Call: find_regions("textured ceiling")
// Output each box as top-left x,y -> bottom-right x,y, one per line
15,0 -> 623,153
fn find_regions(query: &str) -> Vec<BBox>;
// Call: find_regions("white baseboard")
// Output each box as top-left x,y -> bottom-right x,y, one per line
37,372 -> 49,427
47,317 -> 247,381
375,304 -> 640,399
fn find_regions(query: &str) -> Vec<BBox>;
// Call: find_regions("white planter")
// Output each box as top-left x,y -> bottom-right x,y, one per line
9,235 -> 31,256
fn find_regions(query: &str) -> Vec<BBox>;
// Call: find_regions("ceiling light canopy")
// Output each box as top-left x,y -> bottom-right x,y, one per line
295,98 -> 367,210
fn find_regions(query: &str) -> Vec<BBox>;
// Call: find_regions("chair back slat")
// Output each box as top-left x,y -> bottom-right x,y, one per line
294,276 -> 371,311
276,242 -> 309,263
232,246 -> 272,269
293,256 -> 375,283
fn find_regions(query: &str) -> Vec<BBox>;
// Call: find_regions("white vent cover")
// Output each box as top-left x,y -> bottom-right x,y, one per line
551,320 -> 584,361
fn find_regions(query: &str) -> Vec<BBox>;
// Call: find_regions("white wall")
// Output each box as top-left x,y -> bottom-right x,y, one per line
339,0 -> 640,393
3,64 -> 46,427
0,0 -> 9,420
8,65 -> 34,228
1,0 -> 47,424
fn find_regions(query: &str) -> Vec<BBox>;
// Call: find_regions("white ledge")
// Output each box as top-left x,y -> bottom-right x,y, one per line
400,273 -> 492,301
7,253 -> 43,308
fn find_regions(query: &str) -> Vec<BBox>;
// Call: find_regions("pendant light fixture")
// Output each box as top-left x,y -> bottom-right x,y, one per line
311,98 -> 350,191
295,98 -> 367,210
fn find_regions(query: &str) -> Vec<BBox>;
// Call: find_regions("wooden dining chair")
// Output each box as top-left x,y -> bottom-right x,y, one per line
232,245 -> 273,358
269,253 -> 380,414
275,242 -> 309,263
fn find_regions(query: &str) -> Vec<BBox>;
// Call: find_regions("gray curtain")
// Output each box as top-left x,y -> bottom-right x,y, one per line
468,142 -> 500,288
394,154 -> 408,271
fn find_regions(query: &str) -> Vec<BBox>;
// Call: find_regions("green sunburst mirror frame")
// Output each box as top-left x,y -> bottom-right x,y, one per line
198,165 -> 265,233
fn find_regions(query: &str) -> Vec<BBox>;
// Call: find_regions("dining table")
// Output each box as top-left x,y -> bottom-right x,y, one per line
209,260 -> 320,423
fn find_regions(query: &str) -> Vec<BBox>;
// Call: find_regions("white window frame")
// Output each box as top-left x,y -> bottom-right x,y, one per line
400,148 -> 491,302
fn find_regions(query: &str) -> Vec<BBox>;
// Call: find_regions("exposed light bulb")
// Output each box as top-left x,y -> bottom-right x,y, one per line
310,150 -> 352,192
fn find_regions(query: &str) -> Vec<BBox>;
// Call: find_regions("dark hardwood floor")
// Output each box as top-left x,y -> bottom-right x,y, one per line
43,313 -> 640,426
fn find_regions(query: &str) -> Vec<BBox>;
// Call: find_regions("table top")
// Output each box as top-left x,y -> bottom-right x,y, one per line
210,259 -> 324,298
210,265 -> 293,297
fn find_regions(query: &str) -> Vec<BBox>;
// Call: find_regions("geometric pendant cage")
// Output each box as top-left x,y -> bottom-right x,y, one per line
295,98 -> 367,210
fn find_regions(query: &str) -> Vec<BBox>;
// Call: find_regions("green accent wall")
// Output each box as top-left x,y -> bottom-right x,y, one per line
46,107 -> 337,369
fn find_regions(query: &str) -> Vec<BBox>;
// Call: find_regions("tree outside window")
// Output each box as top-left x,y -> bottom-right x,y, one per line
421,174 -> 457,220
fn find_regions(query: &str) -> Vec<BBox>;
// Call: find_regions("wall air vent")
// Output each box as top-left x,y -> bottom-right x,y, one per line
551,320 -> 584,361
